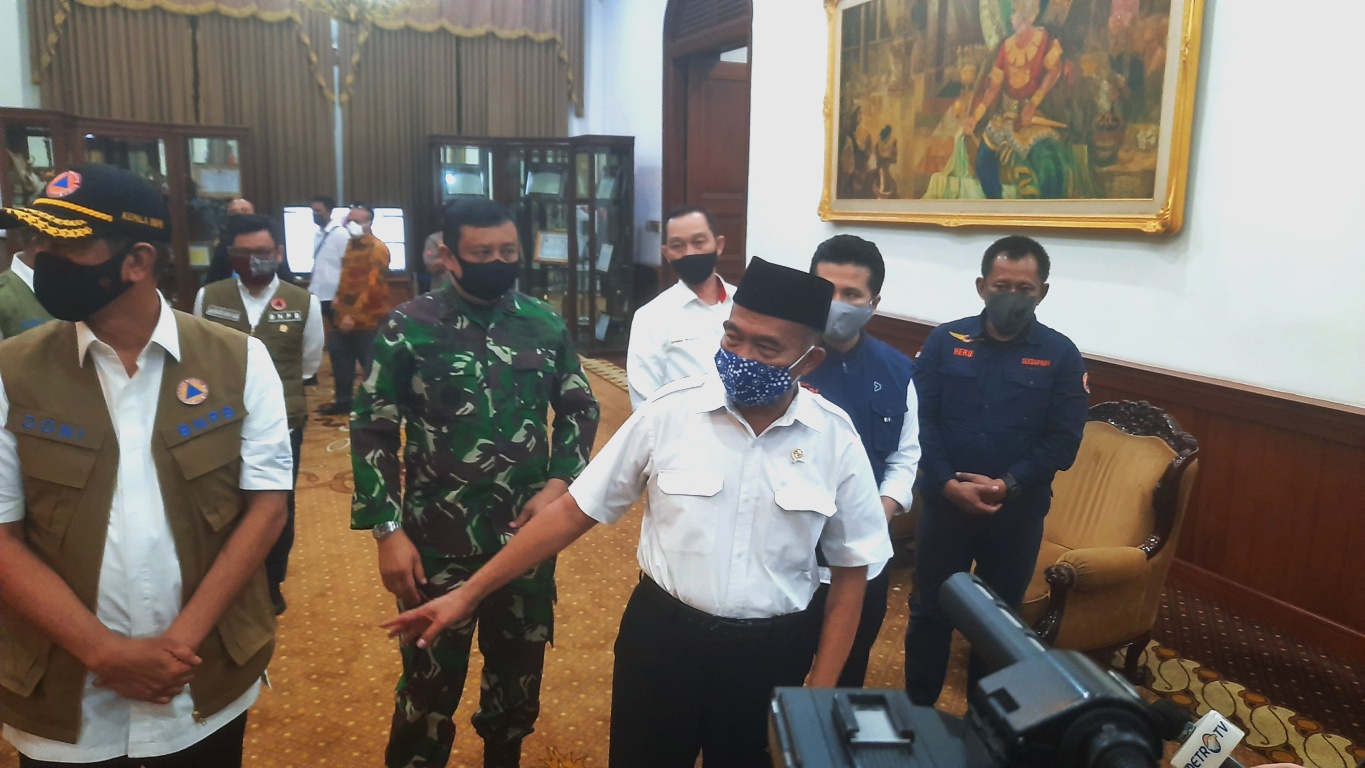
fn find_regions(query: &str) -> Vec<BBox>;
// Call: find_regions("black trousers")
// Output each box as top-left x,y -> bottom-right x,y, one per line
609,578 -> 820,768
18,712 -> 248,768
805,567 -> 892,688
264,422 -> 304,588
328,329 -> 375,405
903,501 -> 1045,706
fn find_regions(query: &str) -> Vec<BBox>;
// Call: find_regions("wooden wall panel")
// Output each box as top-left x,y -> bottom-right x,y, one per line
865,314 -> 1365,660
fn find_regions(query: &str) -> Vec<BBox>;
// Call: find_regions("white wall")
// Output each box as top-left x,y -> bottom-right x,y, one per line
746,0 -> 1365,407
571,0 -> 668,267
582,0 -> 1364,406
0,0 -> 42,108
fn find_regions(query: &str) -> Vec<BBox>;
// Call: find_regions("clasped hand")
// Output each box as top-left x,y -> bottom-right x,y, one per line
944,473 -> 1006,515
90,634 -> 202,705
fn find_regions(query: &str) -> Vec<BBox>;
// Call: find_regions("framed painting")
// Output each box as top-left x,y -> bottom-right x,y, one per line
820,0 -> 1206,233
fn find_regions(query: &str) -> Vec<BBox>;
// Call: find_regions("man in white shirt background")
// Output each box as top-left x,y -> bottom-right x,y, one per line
195,213 -> 324,615
0,164 -> 291,768
624,206 -> 736,408
383,257 -> 893,768
307,194 -> 348,322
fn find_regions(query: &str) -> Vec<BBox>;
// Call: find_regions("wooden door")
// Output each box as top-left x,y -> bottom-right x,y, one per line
683,57 -> 750,285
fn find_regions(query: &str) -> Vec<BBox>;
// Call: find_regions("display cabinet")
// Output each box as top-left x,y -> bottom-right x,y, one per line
428,135 -> 635,352
0,108 -> 252,309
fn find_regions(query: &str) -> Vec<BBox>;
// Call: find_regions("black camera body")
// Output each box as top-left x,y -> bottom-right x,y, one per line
769,573 -> 1161,768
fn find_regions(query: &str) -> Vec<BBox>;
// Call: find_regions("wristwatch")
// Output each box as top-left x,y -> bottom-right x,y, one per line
372,521 -> 402,540
1001,473 -> 1023,501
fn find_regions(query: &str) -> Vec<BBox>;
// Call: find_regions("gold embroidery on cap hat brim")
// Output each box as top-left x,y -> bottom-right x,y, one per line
2,208 -> 93,239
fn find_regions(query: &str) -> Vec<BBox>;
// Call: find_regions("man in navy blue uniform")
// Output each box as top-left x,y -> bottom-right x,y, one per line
904,235 -> 1088,706
803,235 -> 920,687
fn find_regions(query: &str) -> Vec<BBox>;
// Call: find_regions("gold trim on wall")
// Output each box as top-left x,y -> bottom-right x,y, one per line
818,0 -> 1207,235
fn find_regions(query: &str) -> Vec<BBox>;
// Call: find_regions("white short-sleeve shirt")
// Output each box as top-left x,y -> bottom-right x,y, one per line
569,374 -> 892,619
0,297 -> 292,762
625,277 -> 736,408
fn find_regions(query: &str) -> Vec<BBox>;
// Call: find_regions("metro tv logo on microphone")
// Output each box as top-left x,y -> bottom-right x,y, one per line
1171,710 -> 1246,768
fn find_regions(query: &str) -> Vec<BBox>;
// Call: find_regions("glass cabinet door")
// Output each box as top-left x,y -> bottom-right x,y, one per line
436,144 -> 494,207
4,122 -> 60,208
572,141 -> 633,351
510,145 -> 573,319
2,117 -> 66,264
184,136 -> 243,283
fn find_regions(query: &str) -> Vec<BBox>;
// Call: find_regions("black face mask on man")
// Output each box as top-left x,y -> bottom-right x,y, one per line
455,255 -> 520,302
670,251 -> 717,287
984,291 -> 1038,338
33,245 -> 134,322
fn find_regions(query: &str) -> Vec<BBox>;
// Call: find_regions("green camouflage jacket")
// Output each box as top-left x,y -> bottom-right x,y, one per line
350,286 -> 600,561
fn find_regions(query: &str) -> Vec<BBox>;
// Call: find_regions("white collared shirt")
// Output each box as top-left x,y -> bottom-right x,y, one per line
8,256 -> 35,292
193,276 -> 325,380
0,296 -> 293,762
625,276 -> 736,408
569,375 -> 893,619
308,225 -> 349,301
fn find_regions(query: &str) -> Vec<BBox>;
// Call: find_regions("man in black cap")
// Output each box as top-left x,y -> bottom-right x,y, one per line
381,257 -> 893,767
0,164 -> 290,767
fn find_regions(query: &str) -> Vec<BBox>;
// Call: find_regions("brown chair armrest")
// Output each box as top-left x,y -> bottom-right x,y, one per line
1056,547 -> 1150,591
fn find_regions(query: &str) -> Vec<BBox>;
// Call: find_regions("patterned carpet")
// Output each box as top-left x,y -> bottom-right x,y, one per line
0,358 -> 1358,767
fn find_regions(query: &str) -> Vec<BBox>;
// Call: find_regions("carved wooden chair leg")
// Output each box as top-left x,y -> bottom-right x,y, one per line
1124,632 -> 1152,685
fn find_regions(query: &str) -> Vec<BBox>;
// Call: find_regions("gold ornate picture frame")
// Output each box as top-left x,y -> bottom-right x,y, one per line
820,0 -> 1205,234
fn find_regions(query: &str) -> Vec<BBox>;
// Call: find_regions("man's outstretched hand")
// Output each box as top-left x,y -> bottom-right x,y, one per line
380,588 -> 477,649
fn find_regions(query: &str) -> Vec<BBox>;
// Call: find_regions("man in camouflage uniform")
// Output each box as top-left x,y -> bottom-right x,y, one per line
351,197 -> 600,768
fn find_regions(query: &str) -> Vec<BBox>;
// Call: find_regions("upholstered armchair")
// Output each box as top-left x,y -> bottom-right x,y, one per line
1016,401 -> 1200,682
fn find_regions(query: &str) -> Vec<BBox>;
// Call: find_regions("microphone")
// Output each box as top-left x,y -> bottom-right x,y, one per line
1148,699 -> 1247,768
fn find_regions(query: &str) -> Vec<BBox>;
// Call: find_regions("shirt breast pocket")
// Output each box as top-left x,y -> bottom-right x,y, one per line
939,358 -> 980,421
511,354 -> 552,409
665,336 -> 715,375
417,356 -> 482,419
163,405 -> 247,532
11,431 -> 102,552
765,481 -> 836,571
652,470 -> 724,555
1003,369 -> 1054,429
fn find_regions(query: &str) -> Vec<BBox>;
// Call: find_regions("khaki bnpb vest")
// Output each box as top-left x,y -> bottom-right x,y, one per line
0,313 -> 276,744
201,279 -> 310,430
0,269 -> 53,339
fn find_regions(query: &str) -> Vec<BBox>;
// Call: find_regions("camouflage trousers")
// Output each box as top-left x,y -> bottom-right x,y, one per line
385,555 -> 555,768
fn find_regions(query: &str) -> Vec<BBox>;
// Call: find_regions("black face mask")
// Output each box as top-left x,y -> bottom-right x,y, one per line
33,247 -> 134,323
671,252 -> 717,287
455,255 -> 520,302
313,213 -> 329,228
984,291 -> 1038,338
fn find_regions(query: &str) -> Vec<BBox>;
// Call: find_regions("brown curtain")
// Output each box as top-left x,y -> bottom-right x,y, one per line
34,1 -> 196,123
196,13 -> 338,215
376,0 -> 585,115
455,35 -> 570,138
30,0 -> 584,113
342,28 -> 463,216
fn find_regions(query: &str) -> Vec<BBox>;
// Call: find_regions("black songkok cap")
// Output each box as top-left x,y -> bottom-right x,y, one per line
733,256 -> 834,332
0,164 -> 171,243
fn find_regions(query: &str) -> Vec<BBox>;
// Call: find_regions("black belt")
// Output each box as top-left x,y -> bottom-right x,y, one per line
635,574 -> 814,643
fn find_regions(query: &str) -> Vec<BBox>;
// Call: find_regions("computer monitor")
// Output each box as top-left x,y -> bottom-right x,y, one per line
283,206 -> 408,274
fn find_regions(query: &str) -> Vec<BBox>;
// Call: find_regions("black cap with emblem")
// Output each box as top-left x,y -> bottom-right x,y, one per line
733,256 -> 835,332
0,164 -> 171,243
